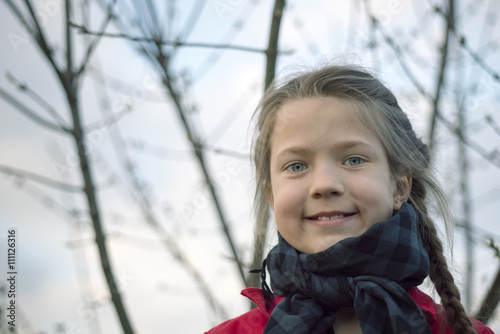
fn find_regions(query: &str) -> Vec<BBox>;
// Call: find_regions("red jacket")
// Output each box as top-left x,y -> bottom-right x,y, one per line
205,287 -> 494,333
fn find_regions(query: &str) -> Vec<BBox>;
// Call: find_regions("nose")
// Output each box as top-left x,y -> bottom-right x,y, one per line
309,164 -> 344,198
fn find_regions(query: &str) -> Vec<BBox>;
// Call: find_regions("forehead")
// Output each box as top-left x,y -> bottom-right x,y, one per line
271,97 -> 381,150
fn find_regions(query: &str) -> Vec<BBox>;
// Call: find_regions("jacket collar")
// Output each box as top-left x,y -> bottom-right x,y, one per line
241,287 -> 284,316
242,286 -> 435,321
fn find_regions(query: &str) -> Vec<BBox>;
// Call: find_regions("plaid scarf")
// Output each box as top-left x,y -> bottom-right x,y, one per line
263,203 -> 431,334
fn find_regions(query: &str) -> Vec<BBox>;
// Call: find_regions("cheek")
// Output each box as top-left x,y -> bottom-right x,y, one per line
271,180 -> 305,216
355,175 -> 394,214
356,176 -> 391,197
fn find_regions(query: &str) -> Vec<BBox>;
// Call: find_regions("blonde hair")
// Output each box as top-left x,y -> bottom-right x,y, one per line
251,65 -> 476,333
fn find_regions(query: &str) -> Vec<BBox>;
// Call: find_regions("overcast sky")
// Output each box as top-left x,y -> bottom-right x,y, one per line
1,0 -> 500,333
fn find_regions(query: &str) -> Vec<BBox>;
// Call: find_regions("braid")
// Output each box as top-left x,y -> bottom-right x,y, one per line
395,98 -> 477,333
418,211 -> 476,334
410,143 -> 477,333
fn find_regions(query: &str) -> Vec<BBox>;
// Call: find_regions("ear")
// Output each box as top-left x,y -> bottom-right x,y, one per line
393,176 -> 412,211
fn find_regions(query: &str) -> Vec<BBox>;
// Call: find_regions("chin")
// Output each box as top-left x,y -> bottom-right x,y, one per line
303,238 -> 342,254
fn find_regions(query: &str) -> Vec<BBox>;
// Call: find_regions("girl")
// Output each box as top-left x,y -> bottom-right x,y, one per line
205,65 -> 494,333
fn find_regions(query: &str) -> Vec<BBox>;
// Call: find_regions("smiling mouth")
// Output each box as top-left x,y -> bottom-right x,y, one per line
314,214 -> 349,220
306,212 -> 356,221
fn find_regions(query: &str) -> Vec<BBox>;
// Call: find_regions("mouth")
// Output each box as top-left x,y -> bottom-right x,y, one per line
306,211 -> 355,219
305,211 -> 356,224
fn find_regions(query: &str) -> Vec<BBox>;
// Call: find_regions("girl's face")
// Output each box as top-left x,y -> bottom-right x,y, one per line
268,97 -> 410,254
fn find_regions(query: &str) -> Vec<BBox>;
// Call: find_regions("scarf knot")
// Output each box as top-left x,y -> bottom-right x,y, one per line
263,203 -> 431,334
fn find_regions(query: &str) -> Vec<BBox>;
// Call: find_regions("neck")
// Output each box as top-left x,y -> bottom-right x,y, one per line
333,308 -> 362,333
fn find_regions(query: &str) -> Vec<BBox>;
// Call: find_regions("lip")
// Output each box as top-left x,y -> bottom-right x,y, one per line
304,211 -> 357,226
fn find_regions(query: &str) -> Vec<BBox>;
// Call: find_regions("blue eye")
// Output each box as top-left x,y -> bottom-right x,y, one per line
345,157 -> 364,166
286,163 -> 307,173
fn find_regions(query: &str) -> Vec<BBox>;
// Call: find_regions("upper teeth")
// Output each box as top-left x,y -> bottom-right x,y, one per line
316,215 -> 344,220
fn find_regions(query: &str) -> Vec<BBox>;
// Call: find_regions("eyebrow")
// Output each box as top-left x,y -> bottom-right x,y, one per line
274,140 -> 378,159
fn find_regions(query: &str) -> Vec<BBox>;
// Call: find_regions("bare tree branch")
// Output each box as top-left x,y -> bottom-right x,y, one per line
365,6 -> 500,172
430,3 -> 500,83
76,0 -> 117,77
248,0 -> 286,292
264,0 -> 285,90
144,0 -> 162,38
96,0 -> 270,287
3,0 -> 35,37
90,59 -> 229,321
438,113 -> 500,169
203,144 -> 249,159
475,265 -> 500,324
84,108 -> 131,133
64,29 -> 136,334
65,0 -> 73,76
485,114 -> 500,137
69,88 -> 136,334
367,0 -> 499,313
4,1 -> 138,332
161,69 -> 248,286
69,22 -> 268,54
428,0 -> 454,152
455,220 -> 500,246
22,0 -> 62,74
5,71 -> 69,128
0,163 -> 82,192
457,89 -> 475,312
179,0 -> 207,41
488,239 -> 500,260
0,86 -> 72,134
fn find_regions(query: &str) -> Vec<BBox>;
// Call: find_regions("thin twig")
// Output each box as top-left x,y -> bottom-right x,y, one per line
366,7 -> 500,171
0,163 -> 82,192
66,0 -> 73,76
204,145 -> 249,160
475,266 -> 500,324
23,0 -> 62,74
161,68 -> 248,286
90,57 -> 229,321
439,113 -> 500,169
264,0 -> 285,90
248,0 -> 286,292
106,0 -> 251,287
5,71 -> 69,128
3,0 -> 35,37
76,0 -> 117,77
428,0 -> 453,152
131,140 -> 248,160
485,114 -> 500,137
0,86 -> 72,134
179,0 -> 207,41
488,238 -> 500,260
70,22 -> 268,54
430,4 -> 500,83
144,0 -> 162,39
455,220 -> 500,245
4,2 -> 137,332
84,108 -> 131,133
